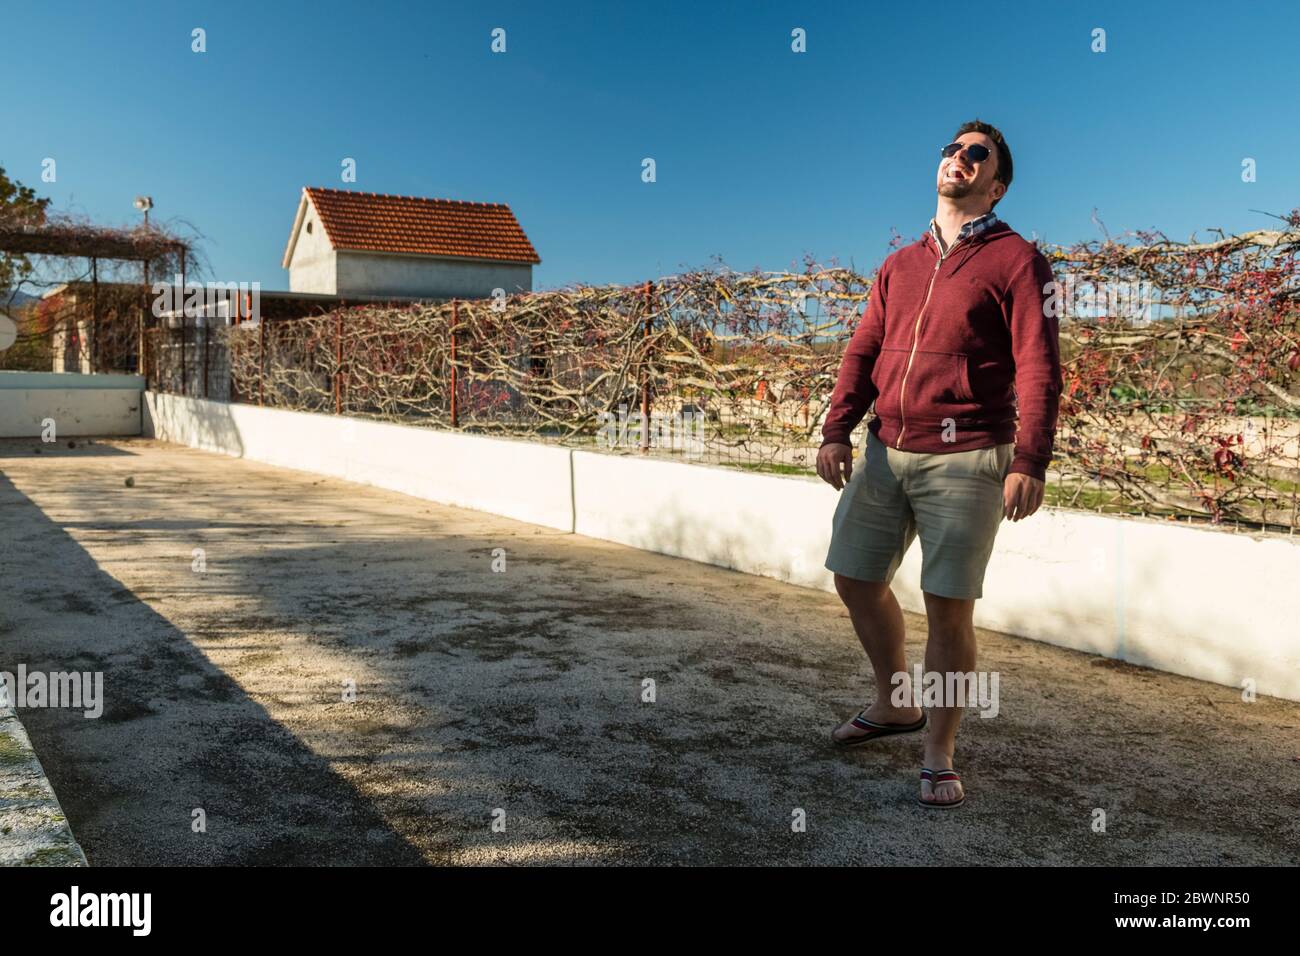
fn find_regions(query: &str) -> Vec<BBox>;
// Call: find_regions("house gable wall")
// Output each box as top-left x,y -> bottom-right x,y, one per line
333,252 -> 533,300
287,205 -> 338,295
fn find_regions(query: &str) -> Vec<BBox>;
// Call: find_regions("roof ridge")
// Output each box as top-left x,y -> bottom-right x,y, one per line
304,186 -> 508,208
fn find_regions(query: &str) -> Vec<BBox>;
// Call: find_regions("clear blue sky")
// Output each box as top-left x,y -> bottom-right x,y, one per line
4,0 -> 1297,291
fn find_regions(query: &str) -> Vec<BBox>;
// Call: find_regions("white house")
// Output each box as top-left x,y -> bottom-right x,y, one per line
282,187 -> 540,299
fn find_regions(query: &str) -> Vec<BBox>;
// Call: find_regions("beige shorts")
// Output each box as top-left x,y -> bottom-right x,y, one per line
824,429 -> 1014,600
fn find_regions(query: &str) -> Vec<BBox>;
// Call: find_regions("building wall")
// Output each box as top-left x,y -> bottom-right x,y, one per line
46,295 -> 83,373
333,251 -> 533,300
286,205 -> 338,295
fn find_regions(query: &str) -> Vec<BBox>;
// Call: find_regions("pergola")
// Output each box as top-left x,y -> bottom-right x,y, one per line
0,219 -> 193,373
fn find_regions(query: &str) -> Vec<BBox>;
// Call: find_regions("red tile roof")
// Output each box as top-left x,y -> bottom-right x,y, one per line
301,187 -> 540,264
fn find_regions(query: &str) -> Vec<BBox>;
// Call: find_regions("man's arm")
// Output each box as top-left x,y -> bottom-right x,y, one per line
1002,253 -> 1063,482
821,262 -> 889,447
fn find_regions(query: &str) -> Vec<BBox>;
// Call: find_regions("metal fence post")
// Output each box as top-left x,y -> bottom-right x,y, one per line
90,257 -> 98,374
335,310 -> 342,414
179,249 -> 187,396
258,314 -> 266,407
203,304 -> 210,398
641,280 -> 653,453
450,298 -> 459,429
237,291 -> 251,402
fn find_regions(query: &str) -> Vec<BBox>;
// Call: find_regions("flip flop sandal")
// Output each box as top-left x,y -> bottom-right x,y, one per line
918,768 -> 965,809
830,710 -> 927,748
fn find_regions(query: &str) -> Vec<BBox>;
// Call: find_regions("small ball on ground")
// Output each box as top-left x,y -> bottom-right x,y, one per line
124,476 -> 135,487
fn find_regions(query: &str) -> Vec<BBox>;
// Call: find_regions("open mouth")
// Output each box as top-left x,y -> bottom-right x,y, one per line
944,167 -> 970,182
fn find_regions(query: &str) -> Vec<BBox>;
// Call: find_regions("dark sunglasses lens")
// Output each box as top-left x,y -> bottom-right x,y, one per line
941,143 -> 991,162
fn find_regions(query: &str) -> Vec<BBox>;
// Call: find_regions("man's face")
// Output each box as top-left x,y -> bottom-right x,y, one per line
936,132 -> 1003,207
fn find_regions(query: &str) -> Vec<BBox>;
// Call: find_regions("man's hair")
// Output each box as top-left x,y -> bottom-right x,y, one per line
953,119 -> 1012,209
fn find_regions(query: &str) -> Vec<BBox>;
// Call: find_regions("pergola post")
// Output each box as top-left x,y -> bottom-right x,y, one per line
90,257 -> 98,374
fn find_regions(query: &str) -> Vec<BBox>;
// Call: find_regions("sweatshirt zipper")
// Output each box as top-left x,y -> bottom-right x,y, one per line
895,235 -> 967,448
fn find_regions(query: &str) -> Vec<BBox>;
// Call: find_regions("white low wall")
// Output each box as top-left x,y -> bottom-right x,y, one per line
144,392 -> 1300,702
572,450 -> 837,588
143,391 -> 572,531
981,510 -> 1300,701
573,450 -> 1300,700
0,371 -> 144,438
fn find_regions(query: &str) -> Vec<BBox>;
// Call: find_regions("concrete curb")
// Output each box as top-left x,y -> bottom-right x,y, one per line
0,706 -> 87,867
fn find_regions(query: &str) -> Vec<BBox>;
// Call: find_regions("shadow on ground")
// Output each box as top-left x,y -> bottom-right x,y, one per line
0,444 -> 425,865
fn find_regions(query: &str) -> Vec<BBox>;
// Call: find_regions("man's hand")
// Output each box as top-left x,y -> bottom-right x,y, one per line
817,443 -> 854,490
1003,473 -> 1045,521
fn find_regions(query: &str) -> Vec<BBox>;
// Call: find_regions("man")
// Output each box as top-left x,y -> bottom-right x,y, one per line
815,120 -> 1062,809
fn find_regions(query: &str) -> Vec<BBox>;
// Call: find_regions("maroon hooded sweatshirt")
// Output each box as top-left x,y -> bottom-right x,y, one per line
820,218 -> 1062,482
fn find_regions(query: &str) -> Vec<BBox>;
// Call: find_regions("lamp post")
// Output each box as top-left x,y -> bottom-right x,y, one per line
133,195 -> 153,228
134,196 -> 154,381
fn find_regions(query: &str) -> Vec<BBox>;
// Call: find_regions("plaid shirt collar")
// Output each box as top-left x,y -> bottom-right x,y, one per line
929,210 -> 999,253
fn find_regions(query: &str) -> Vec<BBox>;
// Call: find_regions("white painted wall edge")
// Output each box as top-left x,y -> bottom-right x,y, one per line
144,391 -> 1300,702
0,389 -> 141,437
0,371 -> 145,390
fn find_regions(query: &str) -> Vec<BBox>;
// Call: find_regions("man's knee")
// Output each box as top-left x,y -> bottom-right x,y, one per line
922,591 -> 976,636
834,572 -> 892,606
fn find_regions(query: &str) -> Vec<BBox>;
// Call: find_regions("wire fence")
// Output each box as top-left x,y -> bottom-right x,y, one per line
142,220 -> 1300,535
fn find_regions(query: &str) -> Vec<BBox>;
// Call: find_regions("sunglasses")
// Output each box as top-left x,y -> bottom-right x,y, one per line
941,142 -> 991,162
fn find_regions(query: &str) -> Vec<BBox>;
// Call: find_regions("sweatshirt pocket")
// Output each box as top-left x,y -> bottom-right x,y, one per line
869,346 -> 912,418
897,350 -> 973,417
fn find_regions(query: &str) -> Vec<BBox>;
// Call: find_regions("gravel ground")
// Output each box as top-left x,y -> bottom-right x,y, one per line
0,436 -> 1297,865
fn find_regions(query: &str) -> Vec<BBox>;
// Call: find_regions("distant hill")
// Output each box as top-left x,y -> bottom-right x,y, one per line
1,289 -> 39,308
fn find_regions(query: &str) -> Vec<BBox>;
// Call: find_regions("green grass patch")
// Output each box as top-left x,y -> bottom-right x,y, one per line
731,461 -> 812,476
21,845 -> 82,867
0,731 -> 30,767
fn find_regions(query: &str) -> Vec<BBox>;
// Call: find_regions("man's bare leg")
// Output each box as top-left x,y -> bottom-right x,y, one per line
830,573 -> 923,742
919,592 -> 977,804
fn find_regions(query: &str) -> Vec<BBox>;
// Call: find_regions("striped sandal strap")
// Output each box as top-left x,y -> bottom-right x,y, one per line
920,768 -> 961,781
849,711 -> 883,731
